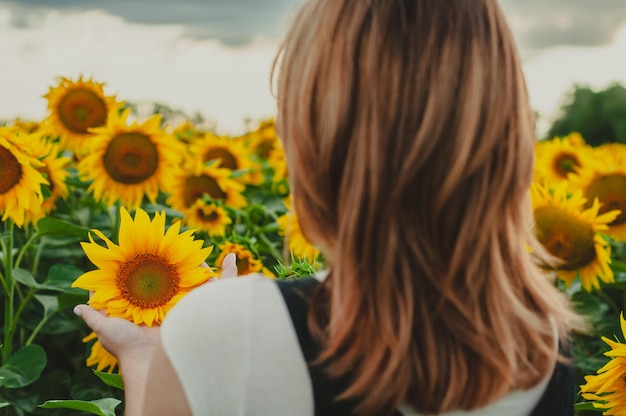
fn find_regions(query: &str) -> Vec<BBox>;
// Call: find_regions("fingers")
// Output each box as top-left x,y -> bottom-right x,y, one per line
220,252 -> 238,279
73,304 -> 108,334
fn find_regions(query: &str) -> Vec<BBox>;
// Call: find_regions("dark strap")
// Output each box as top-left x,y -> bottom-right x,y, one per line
276,278 -> 574,416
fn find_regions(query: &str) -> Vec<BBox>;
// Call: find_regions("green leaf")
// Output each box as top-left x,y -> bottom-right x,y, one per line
36,217 -> 90,239
93,371 -> 124,390
574,401 -> 603,411
39,398 -> 121,416
13,268 -> 41,289
0,402 -> 9,409
34,294 -> 59,317
42,264 -> 85,294
0,344 -> 47,388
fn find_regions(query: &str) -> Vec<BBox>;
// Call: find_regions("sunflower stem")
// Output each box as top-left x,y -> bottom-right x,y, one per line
25,311 -> 55,346
31,240 -> 44,276
14,232 -> 40,270
258,232 -> 284,262
597,289 -> 621,317
2,220 -> 15,365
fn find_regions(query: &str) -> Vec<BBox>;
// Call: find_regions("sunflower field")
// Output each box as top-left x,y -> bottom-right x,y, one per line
0,76 -> 626,415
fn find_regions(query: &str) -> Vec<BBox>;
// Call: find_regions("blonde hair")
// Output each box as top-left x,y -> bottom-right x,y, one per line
273,0 -> 573,414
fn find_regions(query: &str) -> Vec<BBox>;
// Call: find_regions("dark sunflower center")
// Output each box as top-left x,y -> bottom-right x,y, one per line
183,175 -> 227,207
256,139 -> 275,159
585,174 -> 626,226
534,206 -> 596,270
197,208 -> 219,222
235,257 -> 249,275
117,253 -> 179,308
553,153 -> 580,178
57,88 -> 107,134
0,146 -> 23,194
103,133 -> 159,184
204,148 -> 238,170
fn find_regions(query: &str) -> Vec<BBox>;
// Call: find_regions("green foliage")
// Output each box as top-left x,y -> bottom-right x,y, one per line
39,399 -> 121,416
548,83 -> 626,146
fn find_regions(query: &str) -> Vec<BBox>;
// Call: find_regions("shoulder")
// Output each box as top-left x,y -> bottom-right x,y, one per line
161,275 -> 314,416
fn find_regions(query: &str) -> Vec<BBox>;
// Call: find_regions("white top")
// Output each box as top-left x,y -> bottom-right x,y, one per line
161,274 -> 554,416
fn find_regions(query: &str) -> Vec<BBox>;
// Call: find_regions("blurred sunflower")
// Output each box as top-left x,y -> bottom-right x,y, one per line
83,332 -> 119,373
43,76 -> 117,154
534,133 -> 589,185
216,242 -> 274,277
184,199 -> 232,237
79,109 -> 182,208
580,313 -> 626,414
0,128 -> 48,227
531,182 -> 619,292
24,137 -> 71,225
244,118 -> 279,159
596,143 -> 626,165
570,156 -> 626,241
72,208 -> 216,327
189,133 -> 262,185
268,140 -> 288,183
277,199 -> 319,262
168,161 -> 246,212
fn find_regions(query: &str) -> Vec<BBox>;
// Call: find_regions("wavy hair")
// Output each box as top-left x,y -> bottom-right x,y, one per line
273,0 -> 574,414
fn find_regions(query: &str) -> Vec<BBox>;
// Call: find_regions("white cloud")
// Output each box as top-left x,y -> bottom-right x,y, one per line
0,7 -> 279,135
523,24 -> 626,135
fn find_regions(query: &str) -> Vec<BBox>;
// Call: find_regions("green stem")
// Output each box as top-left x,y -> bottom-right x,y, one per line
31,240 -> 44,276
2,220 -> 15,365
597,289 -> 622,317
25,312 -> 56,346
258,232 -> 284,263
14,233 -> 40,270
12,289 -> 36,332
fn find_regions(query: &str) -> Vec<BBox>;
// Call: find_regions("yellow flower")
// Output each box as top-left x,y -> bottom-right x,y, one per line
168,160 -> 247,212
243,118 -> 279,159
581,313 -> 626,415
23,137 -> 71,225
534,133 -> 590,185
183,200 -> 232,237
216,242 -> 273,277
570,155 -> 626,241
189,133 -> 262,185
277,199 -> 319,262
43,76 -> 117,154
268,140 -> 288,182
83,332 -> 119,373
78,109 -> 182,208
0,128 -> 48,227
531,182 -> 619,292
72,208 -> 216,327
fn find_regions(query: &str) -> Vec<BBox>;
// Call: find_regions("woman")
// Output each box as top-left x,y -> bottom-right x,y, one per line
74,0 -> 576,414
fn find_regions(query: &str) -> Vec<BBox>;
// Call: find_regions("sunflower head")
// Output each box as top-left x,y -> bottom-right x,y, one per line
72,208 -> 216,327
570,156 -> 626,241
0,128 -> 48,227
580,313 -> 626,413
216,242 -> 268,277
183,199 -> 232,237
531,182 -> 619,291
43,75 -> 118,154
78,109 -> 182,208
534,133 -> 590,185
277,199 -> 319,262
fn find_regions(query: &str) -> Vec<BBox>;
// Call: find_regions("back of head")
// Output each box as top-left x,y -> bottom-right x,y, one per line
275,0 -> 572,414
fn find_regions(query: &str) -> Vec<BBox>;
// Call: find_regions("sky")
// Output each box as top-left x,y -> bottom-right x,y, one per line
1,0 -> 626,135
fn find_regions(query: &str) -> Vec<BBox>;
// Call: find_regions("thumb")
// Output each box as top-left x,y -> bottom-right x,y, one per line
73,304 -> 109,334
220,252 -> 239,279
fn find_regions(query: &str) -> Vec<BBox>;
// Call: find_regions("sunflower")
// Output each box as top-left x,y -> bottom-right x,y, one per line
531,182 -> 618,292
188,133 -> 262,185
168,160 -> 247,212
23,137 -> 71,225
0,128 -> 48,227
570,155 -> 626,241
183,199 -> 232,237
72,208 -> 216,327
43,76 -> 117,154
216,242 -> 274,277
534,133 -> 590,185
277,199 -> 319,261
268,140 -> 288,183
243,118 -> 279,159
580,313 -> 626,414
83,332 -> 119,373
78,109 -> 182,208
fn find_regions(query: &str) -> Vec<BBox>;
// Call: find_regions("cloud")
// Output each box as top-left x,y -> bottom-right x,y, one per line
500,0 -> 626,55
5,0 -> 296,46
